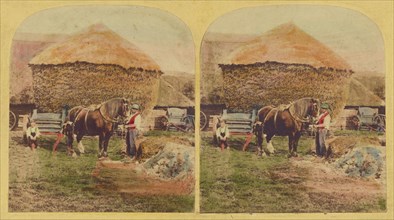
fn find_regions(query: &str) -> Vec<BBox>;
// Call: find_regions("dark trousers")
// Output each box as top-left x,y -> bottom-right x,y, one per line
126,129 -> 138,157
315,129 -> 328,157
219,139 -> 228,147
28,137 -> 38,148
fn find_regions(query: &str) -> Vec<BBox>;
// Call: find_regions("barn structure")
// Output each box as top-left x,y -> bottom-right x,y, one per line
28,23 -> 163,114
332,77 -> 385,130
218,22 -> 354,118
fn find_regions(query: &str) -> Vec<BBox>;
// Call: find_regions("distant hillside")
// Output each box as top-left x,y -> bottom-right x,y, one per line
10,33 -> 68,103
352,72 -> 385,100
347,77 -> 385,106
201,33 -> 256,101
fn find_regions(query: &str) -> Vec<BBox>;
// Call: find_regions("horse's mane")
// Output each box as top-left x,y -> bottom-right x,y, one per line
288,97 -> 318,120
100,98 -> 128,120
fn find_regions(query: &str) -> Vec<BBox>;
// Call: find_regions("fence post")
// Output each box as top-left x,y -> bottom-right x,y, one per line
32,109 -> 38,120
61,107 -> 67,123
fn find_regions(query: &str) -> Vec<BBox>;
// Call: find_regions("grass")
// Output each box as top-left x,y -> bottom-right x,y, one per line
200,131 -> 386,213
200,133 -> 312,213
10,131 -> 194,212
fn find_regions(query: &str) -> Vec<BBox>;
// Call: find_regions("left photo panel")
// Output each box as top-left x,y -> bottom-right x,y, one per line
9,6 -> 195,212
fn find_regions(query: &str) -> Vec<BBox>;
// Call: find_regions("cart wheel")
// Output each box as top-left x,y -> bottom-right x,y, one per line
200,111 -> 207,131
9,111 -> 18,131
182,116 -> 194,132
373,114 -> 385,132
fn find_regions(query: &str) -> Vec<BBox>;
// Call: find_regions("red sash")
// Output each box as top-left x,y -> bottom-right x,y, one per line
128,112 -> 140,129
317,112 -> 329,129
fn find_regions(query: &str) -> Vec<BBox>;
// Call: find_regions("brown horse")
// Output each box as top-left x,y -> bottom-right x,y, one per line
256,98 -> 320,157
65,98 -> 129,158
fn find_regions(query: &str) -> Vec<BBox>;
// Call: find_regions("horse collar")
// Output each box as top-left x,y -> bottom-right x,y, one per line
99,105 -> 119,123
288,103 -> 310,123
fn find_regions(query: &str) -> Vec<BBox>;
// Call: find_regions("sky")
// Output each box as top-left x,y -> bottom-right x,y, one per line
207,5 -> 385,74
16,6 -> 195,74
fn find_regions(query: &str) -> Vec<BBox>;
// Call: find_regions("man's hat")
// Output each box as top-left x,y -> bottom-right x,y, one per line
321,103 -> 330,110
131,104 -> 140,110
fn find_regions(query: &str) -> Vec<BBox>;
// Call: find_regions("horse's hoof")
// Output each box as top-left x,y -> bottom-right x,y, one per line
97,153 -> 102,158
103,152 -> 108,158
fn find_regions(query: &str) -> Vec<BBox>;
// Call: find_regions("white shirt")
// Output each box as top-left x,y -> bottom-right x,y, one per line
26,126 -> 40,139
216,125 -> 230,140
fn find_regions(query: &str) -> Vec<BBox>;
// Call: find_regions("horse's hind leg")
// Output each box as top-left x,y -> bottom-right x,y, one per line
266,133 -> 275,155
76,135 -> 85,154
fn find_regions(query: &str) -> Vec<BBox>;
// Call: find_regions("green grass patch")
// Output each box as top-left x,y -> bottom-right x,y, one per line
22,131 -> 194,212
200,131 -> 386,213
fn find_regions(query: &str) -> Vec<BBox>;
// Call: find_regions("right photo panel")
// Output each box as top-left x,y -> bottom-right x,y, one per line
200,5 -> 386,213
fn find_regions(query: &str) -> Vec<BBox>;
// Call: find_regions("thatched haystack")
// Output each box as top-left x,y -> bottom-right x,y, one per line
219,23 -> 353,118
29,24 -> 162,112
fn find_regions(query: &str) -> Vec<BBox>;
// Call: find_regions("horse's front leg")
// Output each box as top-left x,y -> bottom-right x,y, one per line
102,132 -> 113,158
292,132 -> 302,157
98,134 -> 104,158
288,134 -> 295,157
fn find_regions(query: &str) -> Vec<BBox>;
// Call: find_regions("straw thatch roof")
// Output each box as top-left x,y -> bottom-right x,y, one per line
156,78 -> 194,107
228,22 -> 351,70
29,23 -> 161,71
346,78 -> 385,106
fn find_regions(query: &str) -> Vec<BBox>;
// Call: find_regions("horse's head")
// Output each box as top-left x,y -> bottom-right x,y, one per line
308,98 -> 320,118
119,98 -> 130,118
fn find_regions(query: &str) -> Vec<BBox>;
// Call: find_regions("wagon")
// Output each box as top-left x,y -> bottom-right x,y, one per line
351,107 -> 385,132
9,103 -> 67,134
220,109 -> 256,135
9,104 -> 36,131
158,107 -> 207,132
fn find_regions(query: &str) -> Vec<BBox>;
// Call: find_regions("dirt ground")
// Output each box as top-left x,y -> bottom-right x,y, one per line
289,155 -> 385,209
92,159 -> 194,196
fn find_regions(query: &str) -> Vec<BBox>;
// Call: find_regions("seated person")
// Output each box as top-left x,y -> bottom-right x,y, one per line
26,121 -> 40,151
216,120 -> 230,151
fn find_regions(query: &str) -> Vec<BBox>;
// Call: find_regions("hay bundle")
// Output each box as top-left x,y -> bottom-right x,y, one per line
220,61 -> 353,118
31,62 -> 161,112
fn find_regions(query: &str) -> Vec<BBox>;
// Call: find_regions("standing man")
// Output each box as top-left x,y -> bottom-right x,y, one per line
125,104 -> 142,160
315,103 -> 331,158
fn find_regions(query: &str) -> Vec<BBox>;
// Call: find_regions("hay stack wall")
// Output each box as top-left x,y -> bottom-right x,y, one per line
29,24 -> 162,113
30,62 -> 161,112
220,62 -> 352,117
219,23 -> 354,118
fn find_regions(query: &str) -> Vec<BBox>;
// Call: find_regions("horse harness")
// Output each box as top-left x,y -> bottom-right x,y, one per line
262,102 -> 311,131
